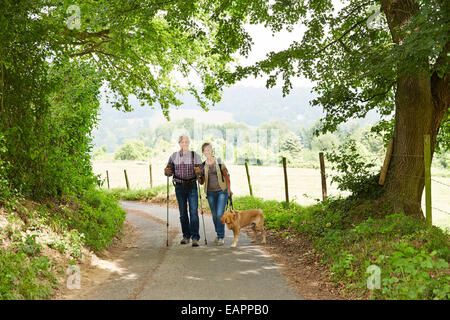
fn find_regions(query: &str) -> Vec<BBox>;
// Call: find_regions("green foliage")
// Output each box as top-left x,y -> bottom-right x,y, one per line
0,58 -> 103,200
216,0 -> 449,138
92,145 -> 108,160
373,242 -> 449,299
67,186 -> 126,251
326,139 -> 382,199
436,110 -> 450,154
233,195 -> 450,300
47,230 -> 85,259
0,133 -> 13,201
0,251 -> 56,300
102,185 -> 170,201
11,234 -> 42,257
114,140 -> 152,161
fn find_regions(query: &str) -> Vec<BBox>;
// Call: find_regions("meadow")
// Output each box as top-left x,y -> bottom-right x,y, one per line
92,160 -> 450,231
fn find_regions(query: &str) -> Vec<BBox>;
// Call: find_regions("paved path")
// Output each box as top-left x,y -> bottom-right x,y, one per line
77,201 -> 302,300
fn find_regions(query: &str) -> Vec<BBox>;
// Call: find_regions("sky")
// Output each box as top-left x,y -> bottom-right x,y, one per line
233,23 -> 312,88
175,0 -> 348,88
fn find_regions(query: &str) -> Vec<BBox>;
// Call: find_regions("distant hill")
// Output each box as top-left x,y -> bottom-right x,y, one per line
91,85 -> 381,152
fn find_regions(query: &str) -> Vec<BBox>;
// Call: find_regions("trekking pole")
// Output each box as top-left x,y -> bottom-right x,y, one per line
166,175 -> 169,247
196,170 -> 207,245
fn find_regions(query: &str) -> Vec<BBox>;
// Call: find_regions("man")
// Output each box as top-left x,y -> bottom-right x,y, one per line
164,135 -> 204,247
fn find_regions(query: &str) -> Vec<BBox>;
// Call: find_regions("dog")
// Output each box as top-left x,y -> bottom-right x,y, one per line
220,209 -> 266,247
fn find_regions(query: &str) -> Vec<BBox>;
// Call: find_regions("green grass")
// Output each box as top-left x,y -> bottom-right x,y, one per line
233,195 -> 450,300
0,250 -> 57,300
99,185 -> 171,201
0,185 -> 127,299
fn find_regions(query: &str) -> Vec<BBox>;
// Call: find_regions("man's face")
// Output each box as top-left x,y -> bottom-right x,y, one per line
179,137 -> 190,150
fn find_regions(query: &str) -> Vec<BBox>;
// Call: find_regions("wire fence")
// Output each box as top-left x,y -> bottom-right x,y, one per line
93,155 -> 450,219
431,178 -> 450,189
382,167 -> 450,216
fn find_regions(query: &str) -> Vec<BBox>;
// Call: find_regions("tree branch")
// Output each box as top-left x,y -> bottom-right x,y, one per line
358,81 -> 396,103
73,29 -> 111,40
314,16 -> 370,57
69,39 -> 111,57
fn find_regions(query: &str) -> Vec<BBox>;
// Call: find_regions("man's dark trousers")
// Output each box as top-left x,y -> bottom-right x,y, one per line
174,182 -> 200,241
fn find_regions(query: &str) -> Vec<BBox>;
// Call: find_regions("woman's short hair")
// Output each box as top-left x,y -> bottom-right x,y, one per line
201,142 -> 212,153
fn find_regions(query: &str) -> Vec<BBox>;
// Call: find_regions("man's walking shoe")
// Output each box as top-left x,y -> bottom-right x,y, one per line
217,238 -> 224,246
214,237 -> 219,244
180,238 -> 190,244
192,240 -> 199,247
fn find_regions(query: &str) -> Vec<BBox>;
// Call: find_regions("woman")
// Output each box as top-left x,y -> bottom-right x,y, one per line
198,142 -> 232,246
164,135 -> 203,247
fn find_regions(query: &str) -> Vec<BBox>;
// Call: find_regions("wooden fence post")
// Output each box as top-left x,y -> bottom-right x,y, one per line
149,164 -> 153,188
379,138 -> 394,185
244,162 -> 253,196
124,169 -> 130,190
106,170 -> 110,189
282,157 -> 289,203
424,134 -> 432,226
319,152 -> 327,201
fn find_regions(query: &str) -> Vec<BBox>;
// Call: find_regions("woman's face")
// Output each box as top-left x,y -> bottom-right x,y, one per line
203,145 -> 213,158
179,137 -> 190,151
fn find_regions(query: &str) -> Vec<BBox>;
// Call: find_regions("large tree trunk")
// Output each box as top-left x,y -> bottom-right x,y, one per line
382,72 -> 447,218
380,0 -> 449,218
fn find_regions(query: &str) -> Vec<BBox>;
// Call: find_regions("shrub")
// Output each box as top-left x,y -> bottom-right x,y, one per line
71,187 -> 127,251
326,139 -> 382,199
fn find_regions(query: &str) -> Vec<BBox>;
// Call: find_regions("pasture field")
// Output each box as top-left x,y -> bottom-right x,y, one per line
92,160 -> 450,230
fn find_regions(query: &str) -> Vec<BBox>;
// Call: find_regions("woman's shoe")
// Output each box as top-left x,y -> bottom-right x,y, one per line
180,238 -> 190,244
217,238 -> 224,246
214,237 -> 219,244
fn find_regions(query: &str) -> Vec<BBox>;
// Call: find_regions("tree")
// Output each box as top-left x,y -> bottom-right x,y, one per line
213,0 -> 449,219
2,0 -> 447,216
114,140 -> 151,161
0,0 -> 239,198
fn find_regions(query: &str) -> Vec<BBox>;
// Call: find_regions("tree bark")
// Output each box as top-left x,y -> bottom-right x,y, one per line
379,0 -> 449,218
382,72 -> 445,218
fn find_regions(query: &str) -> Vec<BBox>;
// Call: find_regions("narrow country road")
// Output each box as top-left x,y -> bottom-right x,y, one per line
63,200 -> 302,300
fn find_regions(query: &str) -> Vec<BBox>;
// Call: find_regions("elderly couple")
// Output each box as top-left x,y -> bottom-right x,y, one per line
164,135 -> 233,247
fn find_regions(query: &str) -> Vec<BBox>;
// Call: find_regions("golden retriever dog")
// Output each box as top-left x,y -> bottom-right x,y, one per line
220,209 -> 266,247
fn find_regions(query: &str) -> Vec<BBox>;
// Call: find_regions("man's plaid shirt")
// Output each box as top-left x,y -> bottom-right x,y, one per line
166,150 -> 204,184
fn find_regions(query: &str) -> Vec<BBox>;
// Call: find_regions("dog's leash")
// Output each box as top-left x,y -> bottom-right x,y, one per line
196,167 -> 207,245
225,195 -> 234,212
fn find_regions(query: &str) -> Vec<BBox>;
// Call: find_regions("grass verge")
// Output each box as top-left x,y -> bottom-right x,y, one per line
0,185 -> 126,299
232,195 -> 450,300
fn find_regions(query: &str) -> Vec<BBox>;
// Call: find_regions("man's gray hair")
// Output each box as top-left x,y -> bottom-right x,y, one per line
178,135 -> 190,143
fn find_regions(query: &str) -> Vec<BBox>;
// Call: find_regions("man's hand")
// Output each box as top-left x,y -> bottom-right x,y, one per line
194,166 -> 201,176
164,167 -> 172,176
228,189 -> 233,197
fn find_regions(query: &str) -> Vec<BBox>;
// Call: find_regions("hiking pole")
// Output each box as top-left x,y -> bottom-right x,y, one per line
166,175 -> 169,247
196,171 -> 207,245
